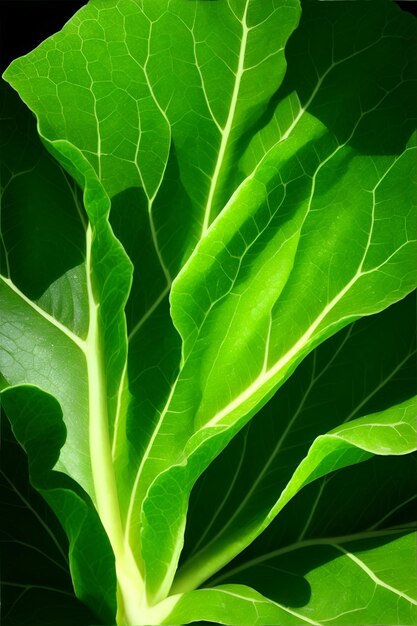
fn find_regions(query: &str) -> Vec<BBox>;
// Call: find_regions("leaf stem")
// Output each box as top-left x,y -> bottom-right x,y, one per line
85,224 -> 145,625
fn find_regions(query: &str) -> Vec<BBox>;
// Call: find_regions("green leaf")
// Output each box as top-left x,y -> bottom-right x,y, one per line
1,1 -> 416,624
0,386 -> 116,624
0,416 -> 97,626
3,0 -> 300,260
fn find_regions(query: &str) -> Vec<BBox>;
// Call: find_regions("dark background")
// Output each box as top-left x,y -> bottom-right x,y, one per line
0,0 -> 416,74
1,1 -> 89,73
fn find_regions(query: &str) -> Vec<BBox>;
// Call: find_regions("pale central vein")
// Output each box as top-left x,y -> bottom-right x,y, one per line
84,224 -> 145,615
201,0 -> 250,236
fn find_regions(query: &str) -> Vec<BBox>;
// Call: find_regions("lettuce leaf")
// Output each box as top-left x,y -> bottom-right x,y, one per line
1,1 -> 416,624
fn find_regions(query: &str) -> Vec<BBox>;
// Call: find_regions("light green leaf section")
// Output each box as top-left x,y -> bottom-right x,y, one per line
324,400 -> 417,456
4,0 -> 300,258
273,396 -> 417,509
167,128 -> 416,438
165,584 -> 322,626
164,532 -> 417,626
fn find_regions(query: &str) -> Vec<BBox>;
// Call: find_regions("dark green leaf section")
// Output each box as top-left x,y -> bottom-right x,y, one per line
0,387 -> 116,624
109,188 -> 180,518
244,0 -> 417,171
0,82 -> 86,300
167,451 -> 417,624
246,453 -> 417,563
197,454 -> 417,626
0,416 -> 97,626
167,532 -> 417,626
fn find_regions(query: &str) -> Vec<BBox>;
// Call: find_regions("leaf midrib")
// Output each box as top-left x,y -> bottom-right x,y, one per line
200,0 -> 250,236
